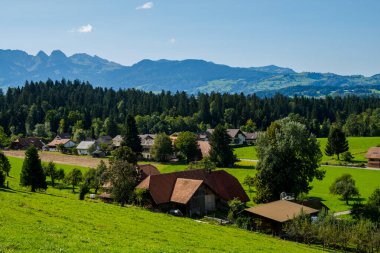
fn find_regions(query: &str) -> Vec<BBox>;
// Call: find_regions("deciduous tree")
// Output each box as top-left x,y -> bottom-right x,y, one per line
329,173 -> 359,204
150,133 -> 173,162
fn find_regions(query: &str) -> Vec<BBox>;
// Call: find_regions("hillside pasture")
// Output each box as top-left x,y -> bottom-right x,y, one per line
0,157 -> 323,253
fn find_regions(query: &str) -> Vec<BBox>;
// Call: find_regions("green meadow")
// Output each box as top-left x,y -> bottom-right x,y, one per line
0,156 -> 323,253
234,137 -> 380,163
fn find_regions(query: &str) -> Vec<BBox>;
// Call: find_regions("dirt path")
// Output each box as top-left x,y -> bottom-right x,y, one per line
4,150 -> 109,168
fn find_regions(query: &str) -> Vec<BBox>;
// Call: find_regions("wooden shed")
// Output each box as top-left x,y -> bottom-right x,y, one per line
366,147 -> 380,168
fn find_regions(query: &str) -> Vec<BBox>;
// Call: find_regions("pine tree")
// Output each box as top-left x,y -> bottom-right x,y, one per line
325,125 -> 349,160
122,115 -> 142,154
0,152 -> 11,176
20,145 -> 47,192
209,125 -> 236,167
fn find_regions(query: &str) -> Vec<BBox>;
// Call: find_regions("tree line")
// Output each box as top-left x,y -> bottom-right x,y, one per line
0,79 -> 380,142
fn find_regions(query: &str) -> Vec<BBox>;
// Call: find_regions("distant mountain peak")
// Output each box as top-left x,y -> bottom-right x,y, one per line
50,50 -> 66,58
36,50 -> 48,60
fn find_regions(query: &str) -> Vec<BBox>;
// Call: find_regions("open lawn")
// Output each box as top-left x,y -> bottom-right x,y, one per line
0,157 -> 323,252
318,137 -> 380,164
309,165 -> 380,212
234,137 -> 380,164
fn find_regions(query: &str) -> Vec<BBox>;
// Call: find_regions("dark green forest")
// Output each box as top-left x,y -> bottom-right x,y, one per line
1,79 -> 380,141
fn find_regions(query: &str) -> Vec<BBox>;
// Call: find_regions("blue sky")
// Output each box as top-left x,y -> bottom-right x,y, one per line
0,0 -> 379,76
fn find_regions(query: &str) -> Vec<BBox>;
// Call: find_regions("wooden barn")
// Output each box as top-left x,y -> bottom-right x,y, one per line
366,147 -> 380,168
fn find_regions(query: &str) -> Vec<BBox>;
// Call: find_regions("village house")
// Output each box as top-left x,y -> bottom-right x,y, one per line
136,169 -> 249,217
204,129 -> 247,145
197,140 -> 211,157
137,164 -> 160,180
243,131 -> 261,145
55,133 -> 72,140
112,135 -> 123,148
366,147 -> 380,168
46,138 -> 76,152
139,134 -> 156,160
76,141 -> 97,155
10,137 -> 45,150
97,136 -> 113,147
245,200 -> 319,233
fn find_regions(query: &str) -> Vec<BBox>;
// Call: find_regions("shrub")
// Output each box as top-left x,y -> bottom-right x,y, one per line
341,151 -> 354,162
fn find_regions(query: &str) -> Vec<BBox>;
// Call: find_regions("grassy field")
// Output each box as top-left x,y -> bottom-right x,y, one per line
151,160 -> 380,212
234,137 -> 380,163
0,156 -> 324,253
309,166 -> 380,211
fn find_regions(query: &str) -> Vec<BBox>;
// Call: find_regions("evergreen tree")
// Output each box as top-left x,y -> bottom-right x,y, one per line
20,145 -> 47,192
325,125 -> 349,160
122,115 -> 142,154
209,125 -> 236,167
105,116 -> 118,137
0,152 -> 11,177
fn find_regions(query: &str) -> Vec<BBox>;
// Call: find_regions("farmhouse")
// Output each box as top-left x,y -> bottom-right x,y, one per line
137,164 -> 160,180
243,131 -> 261,145
245,200 -> 319,233
197,140 -> 211,157
46,138 -> 76,152
97,136 -> 113,146
10,137 -> 45,150
139,134 -> 156,159
205,129 -> 247,145
136,169 -> 249,216
366,147 -> 380,168
76,141 -> 97,155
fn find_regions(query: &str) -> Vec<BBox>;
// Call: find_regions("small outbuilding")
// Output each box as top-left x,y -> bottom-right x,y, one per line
245,200 -> 319,233
366,147 -> 380,168
10,137 -> 45,150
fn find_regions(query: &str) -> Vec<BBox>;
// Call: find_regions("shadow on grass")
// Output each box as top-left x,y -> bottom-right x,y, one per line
234,164 -> 255,170
0,187 -> 16,193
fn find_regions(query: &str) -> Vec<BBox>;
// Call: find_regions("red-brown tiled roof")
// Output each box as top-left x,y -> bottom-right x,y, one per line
170,178 -> 203,204
366,147 -> 380,159
138,164 -> 160,179
136,169 -> 249,205
245,200 -> 319,223
197,141 -> 211,157
47,138 -> 71,147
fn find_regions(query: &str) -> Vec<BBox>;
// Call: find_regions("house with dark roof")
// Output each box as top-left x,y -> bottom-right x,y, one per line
139,134 -> 156,159
243,131 -> 262,145
136,169 -> 249,216
366,147 -> 380,168
10,137 -> 45,150
205,129 -> 246,145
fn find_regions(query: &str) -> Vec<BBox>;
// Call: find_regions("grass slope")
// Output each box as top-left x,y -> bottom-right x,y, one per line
0,156 -> 322,253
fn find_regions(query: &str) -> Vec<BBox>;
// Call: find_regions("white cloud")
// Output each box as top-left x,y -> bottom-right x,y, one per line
76,24 -> 93,33
136,2 -> 153,10
169,38 -> 176,44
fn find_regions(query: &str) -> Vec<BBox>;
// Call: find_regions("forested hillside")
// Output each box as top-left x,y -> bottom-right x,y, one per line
1,80 -> 380,140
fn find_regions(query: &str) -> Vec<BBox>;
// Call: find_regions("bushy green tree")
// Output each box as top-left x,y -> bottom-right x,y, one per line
254,118 -> 324,203
84,160 -> 107,194
44,161 -> 58,187
187,156 -> 216,172
209,125 -> 236,167
325,125 -> 349,160
175,131 -> 201,163
361,188 -> 380,222
329,173 -> 359,204
64,168 -> 83,193
111,146 -> 138,164
20,145 -> 47,192
150,133 -> 173,162
108,160 -> 138,206
122,115 -> 142,154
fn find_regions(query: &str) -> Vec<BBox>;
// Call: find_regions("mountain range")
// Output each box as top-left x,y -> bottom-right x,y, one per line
1,49 -> 379,97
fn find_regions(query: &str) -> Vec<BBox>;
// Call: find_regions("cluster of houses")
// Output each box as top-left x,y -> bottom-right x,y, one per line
9,129 -> 260,160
